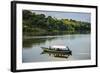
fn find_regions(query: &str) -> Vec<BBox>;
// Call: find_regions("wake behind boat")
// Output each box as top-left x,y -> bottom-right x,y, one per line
41,45 -> 72,55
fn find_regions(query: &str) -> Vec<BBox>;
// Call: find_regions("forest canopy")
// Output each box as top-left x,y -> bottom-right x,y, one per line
23,10 -> 91,36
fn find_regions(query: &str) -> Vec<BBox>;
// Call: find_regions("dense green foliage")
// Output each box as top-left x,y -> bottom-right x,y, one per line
23,10 -> 91,36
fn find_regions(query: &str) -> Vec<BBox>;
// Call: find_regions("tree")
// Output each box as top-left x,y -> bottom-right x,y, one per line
23,10 -> 91,36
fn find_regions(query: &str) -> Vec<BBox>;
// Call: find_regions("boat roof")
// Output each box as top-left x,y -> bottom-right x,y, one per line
51,46 -> 67,49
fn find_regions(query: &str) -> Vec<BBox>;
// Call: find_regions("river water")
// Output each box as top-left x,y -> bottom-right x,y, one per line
22,34 -> 91,63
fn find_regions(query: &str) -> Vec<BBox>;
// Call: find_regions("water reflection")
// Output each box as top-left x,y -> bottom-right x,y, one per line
23,37 -> 55,48
41,51 -> 72,59
23,34 -> 90,62
23,34 -> 85,48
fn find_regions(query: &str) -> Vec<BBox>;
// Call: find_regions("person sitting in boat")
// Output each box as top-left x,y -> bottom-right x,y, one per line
66,46 -> 70,51
49,46 -> 52,50
57,48 -> 63,51
57,48 -> 60,51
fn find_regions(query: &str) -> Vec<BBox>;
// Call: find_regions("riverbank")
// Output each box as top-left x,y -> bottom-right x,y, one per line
23,30 -> 90,36
23,10 -> 91,36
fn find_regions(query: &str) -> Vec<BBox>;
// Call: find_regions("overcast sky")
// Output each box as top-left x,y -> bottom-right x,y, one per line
31,10 -> 91,23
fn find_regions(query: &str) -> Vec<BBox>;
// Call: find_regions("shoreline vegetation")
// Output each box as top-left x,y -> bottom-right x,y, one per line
23,10 -> 91,36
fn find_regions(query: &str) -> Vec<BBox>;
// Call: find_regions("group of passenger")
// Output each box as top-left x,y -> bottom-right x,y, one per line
48,46 -> 70,51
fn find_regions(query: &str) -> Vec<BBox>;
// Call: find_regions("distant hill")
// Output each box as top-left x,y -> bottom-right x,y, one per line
23,10 -> 91,36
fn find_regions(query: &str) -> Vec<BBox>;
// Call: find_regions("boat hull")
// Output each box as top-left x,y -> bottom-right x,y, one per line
41,47 -> 72,55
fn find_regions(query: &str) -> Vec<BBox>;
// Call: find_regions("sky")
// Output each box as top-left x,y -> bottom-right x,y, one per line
31,10 -> 91,23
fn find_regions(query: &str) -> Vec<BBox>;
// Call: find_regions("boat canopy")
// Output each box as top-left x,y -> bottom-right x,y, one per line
50,45 -> 68,50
